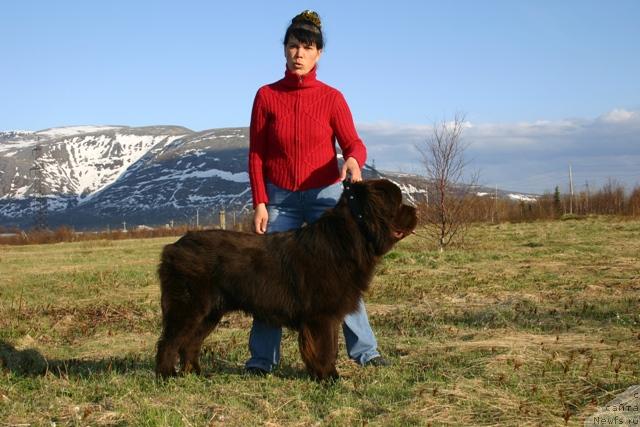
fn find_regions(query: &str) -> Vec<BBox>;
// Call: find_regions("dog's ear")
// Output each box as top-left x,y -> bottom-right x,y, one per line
370,180 -> 416,233
373,180 -> 403,211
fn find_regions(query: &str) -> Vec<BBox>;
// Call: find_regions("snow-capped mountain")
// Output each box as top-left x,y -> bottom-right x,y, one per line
0,125 -> 385,229
66,127 -> 256,228
0,125 -> 537,230
0,126 -> 190,225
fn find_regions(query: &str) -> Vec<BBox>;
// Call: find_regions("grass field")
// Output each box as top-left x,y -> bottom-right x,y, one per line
1,217 -> 639,426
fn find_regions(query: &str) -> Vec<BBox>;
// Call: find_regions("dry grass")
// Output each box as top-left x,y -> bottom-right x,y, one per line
0,216 -> 639,425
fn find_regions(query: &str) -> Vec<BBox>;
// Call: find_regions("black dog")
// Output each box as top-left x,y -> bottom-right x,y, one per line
155,179 -> 417,380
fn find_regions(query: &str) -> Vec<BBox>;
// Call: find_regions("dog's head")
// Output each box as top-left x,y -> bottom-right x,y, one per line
340,179 -> 418,256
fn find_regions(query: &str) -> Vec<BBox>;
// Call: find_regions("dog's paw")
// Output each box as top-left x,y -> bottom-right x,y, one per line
155,367 -> 178,380
313,368 -> 340,383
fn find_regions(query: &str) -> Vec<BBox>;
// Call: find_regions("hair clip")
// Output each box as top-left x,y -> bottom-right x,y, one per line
297,10 -> 321,28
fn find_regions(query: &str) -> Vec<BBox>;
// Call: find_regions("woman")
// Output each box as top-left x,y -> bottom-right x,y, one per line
246,10 -> 387,375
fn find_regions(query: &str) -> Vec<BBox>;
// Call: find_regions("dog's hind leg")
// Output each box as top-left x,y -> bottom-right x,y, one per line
298,319 -> 340,381
179,309 -> 223,375
156,310 -> 201,378
156,296 -> 209,378
156,323 -> 182,377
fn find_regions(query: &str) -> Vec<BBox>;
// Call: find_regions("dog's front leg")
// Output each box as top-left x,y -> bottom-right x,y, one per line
298,318 -> 339,381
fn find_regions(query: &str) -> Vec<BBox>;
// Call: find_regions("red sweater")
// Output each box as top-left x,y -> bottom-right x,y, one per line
248,66 -> 367,208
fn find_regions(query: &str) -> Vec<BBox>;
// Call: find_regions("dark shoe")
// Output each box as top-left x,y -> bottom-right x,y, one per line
245,367 -> 269,376
363,356 -> 389,367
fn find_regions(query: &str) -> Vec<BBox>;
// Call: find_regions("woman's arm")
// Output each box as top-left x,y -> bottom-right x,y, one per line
331,90 -> 367,182
249,89 -> 270,234
248,88 -> 269,208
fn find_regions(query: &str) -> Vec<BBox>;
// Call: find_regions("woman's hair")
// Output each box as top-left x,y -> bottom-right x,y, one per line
284,10 -> 324,49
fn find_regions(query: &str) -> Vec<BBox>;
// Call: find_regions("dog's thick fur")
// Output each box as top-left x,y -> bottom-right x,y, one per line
155,179 -> 417,380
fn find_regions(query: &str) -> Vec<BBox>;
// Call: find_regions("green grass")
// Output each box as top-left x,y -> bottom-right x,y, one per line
1,216 -> 639,425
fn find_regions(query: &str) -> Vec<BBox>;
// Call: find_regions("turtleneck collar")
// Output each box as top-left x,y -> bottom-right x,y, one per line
282,65 -> 319,89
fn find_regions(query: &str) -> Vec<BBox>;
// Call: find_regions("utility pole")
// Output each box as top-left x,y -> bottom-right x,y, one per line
585,181 -> 590,214
493,184 -> 498,223
219,210 -> 226,230
569,164 -> 574,214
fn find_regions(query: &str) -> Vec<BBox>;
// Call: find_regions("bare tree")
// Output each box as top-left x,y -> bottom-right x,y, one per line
628,185 -> 640,216
416,114 -> 479,251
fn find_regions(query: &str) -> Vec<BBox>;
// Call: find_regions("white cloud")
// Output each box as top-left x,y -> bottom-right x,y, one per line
599,109 -> 638,123
358,109 -> 640,193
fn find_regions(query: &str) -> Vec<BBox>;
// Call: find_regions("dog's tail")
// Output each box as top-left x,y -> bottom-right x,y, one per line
157,243 -> 200,316
158,240 -> 210,284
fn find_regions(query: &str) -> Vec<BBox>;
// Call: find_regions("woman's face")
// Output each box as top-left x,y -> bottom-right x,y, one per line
284,36 -> 322,76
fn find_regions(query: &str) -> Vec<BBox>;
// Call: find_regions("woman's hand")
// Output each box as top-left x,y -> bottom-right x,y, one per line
340,157 -> 362,182
253,203 -> 268,234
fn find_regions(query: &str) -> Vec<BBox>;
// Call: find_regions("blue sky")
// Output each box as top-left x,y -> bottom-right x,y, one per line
1,0 -> 639,193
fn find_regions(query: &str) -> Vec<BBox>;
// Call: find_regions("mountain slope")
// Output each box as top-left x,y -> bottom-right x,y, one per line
0,125 -> 537,229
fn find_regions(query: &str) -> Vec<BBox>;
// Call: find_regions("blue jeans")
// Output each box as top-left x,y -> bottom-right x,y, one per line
245,180 -> 380,371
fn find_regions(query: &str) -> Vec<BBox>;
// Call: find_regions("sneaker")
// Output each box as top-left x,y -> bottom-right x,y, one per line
363,356 -> 389,367
245,367 -> 269,376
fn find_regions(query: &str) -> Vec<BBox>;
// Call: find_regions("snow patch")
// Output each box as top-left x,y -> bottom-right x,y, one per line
0,139 -> 40,153
508,193 -> 537,202
145,168 -> 249,184
37,126 -> 124,138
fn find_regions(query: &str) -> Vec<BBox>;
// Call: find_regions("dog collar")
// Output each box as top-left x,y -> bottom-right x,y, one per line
342,181 -> 375,244
342,181 -> 364,222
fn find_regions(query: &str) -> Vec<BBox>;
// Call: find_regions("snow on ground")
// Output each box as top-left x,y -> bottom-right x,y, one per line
142,168 -> 250,184
47,196 -> 72,211
0,138 -> 40,153
72,134 -> 184,202
182,149 -> 206,157
397,183 -> 427,193
508,193 -> 538,202
211,134 -> 244,139
37,126 -> 124,138
0,131 -> 34,135
477,192 -> 537,202
1,131 -> 186,205
181,188 -> 252,206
